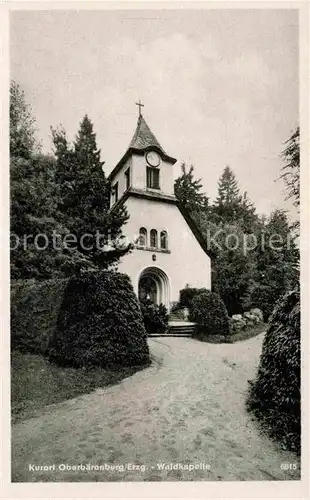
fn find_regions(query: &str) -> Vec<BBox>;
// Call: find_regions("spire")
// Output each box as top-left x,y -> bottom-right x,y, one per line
108,109 -> 177,182
129,114 -> 165,153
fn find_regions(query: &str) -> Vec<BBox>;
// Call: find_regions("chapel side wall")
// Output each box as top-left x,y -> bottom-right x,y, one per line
117,197 -> 211,303
110,158 -> 131,203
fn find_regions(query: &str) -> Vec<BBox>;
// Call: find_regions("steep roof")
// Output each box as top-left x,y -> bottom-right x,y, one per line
129,114 -> 166,153
109,114 -> 177,181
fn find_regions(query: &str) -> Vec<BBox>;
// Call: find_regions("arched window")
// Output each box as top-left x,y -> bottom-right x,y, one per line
150,229 -> 158,248
139,227 -> 147,247
160,230 -> 168,250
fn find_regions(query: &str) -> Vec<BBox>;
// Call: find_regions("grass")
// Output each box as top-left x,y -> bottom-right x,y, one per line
196,322 -> 267,344
11,351 -> 149,423
229,322 -> 267,342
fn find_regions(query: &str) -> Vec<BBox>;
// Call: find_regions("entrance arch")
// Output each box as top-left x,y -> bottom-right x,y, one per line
138,267 -> 170,309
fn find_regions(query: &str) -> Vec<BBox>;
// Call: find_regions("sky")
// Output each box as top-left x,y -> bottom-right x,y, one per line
10,9 -> 299,217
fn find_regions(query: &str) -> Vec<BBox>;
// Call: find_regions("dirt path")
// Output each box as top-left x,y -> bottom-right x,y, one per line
12,334 -> 300,482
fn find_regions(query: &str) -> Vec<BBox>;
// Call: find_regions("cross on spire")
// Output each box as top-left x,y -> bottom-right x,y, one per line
135,99 -> 144,117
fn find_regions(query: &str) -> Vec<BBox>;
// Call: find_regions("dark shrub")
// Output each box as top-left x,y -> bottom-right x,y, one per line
170,301 -> 180,313
48,271 -> 150,368
140,301 -> 168,334
11,278 -> 69,354
249,284 -> 282,322
191,290 -> 230,338
246,289 -> 300,454
179,286 -> 208,310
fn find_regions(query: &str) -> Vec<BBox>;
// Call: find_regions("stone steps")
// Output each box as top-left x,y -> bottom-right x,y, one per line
149,333 -> 192,338
148,323 -> 195,338
168,314 -> 184,321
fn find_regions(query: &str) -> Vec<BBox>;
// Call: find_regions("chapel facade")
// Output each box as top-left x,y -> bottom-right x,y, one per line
109,108 -> 211,310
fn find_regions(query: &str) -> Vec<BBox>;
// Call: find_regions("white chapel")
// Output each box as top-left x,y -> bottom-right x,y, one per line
109,106 -> 212,311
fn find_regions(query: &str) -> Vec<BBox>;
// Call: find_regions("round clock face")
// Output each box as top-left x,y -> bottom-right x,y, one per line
146,151 -> 160,167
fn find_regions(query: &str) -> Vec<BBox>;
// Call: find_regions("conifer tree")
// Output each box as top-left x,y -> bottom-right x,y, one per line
250,209 -> 299,319
10,81 -> 84,279
216,165 -> 240,204
280,127 -> 300,210
280,126 -> 300,233
174,163 -> 209,214
239,191 -> 257,233
10,80 -> 38,159
198,213 -> 257,315
212,165 -> 242,223
52,115 -> 130,270
212,166 -> 257,232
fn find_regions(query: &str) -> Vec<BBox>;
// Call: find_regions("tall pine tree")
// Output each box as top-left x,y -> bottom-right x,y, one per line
52,115 -> 130,270
212,165 -> 242,223
212,165 -> 257,232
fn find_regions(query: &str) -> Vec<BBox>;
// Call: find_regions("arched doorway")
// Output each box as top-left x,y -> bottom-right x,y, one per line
138,275 -> 157,304
138,267 -> 170,309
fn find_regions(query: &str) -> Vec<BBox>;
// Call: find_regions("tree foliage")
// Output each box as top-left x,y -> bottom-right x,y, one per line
52,115 -> 130,271
10,81 -> 83,279
10,83 -> 130,279
247,289 -> 300,453
249,209 -> 299,320
174,163 -> 209,214
280,127 -> 300,209
212,166 -> 257,232
198,214 -> 257,315
10,151 -> 88,279
10,81 -> 38,159
214,165 -> 241,208
11,278 -> 69,354
174,153 -> 299,318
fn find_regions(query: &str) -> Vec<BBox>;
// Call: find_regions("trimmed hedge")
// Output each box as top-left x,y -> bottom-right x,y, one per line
48,271 -> 150,368
11,278 -> 69,355
246,289 -> 300,453
191,290 -> 230,339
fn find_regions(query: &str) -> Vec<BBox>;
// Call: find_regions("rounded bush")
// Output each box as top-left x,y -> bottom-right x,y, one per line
231,316 -> 247,333
191,290 -> 230,338
179,287 -> 208,310
140,301 -> 168,334
48,271 -> 150,368
246,289 -> 300,453
243,311 -> 259,325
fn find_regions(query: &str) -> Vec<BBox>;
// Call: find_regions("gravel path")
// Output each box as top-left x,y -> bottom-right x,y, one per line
12,334 -> 300,482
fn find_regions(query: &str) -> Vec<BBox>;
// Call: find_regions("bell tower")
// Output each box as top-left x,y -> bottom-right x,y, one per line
108,103 -> 212,310
109,103 -> 177,207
